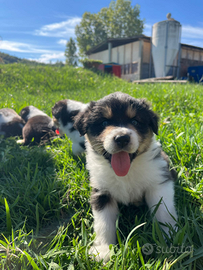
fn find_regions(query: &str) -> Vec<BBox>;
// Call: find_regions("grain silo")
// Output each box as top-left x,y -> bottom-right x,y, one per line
152,13 -> 182,78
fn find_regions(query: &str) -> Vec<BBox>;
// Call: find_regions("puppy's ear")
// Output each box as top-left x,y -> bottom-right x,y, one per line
74,101 -> 95,136
139,99 -> 159,135
52,102 -> 63,119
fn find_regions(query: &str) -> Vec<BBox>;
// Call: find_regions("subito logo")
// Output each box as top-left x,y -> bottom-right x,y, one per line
142,243 -> 154,255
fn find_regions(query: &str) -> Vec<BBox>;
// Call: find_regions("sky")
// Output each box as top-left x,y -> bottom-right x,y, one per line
1,0 -> 203,63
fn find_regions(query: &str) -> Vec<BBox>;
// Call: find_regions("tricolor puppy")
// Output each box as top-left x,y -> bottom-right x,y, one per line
74,92 -> 177,261
18,105 -> 56,145
20,105 -> 48,122
52,99 -> 89,155
0,108 -> 25,138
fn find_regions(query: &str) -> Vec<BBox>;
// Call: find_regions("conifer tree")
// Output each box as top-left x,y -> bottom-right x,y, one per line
65,38 -> 78,66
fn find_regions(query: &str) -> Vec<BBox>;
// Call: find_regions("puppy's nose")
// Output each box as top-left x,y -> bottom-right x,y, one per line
114,134 -> 130,148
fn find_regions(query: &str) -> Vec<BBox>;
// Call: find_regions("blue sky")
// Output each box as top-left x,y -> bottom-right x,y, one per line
1,0 -> 203,63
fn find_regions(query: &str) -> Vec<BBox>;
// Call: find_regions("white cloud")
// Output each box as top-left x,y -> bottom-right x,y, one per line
0,40 -> 65,63
181,39 -> 203,48
31,52 -> 65,63
35,17 -> 81,38
58,39 -> 67,45
0,40 -> 51,54
182,25 -> 203,40
143,23 -> 152,36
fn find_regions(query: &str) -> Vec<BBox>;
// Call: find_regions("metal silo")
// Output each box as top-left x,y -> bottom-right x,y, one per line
152,14 -> 181,78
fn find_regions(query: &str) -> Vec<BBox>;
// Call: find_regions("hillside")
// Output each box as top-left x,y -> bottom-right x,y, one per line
0,52 -> 65,66
0,63 -> 203,269
0,51 -> 39,64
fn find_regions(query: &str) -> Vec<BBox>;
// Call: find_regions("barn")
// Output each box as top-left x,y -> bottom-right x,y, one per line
86,18 -> 203,82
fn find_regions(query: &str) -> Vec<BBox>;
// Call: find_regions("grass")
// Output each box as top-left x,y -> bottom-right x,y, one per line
0,63 -> 202,269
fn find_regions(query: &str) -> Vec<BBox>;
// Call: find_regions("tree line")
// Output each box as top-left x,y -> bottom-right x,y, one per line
65,0 -> 144,66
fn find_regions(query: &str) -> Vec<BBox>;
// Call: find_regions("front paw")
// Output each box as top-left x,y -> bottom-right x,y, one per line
89,244 -> 110,262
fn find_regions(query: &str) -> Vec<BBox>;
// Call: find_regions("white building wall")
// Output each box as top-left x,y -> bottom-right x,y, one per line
88,50 -> 109,63
117,45 -> 125,64
112,47 -> 118,63
88,41 -> 141,65
132,41 -> 140,61
188,50 -> 193,60
194,51 -> 200,60
125,43 -> 131,64
121,40 -> 141,81
181,49 -> 187,59
88,40 -> 142,81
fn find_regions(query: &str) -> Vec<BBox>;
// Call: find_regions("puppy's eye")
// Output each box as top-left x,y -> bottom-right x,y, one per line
102,120 -> 108,127
131,119 -> 138,126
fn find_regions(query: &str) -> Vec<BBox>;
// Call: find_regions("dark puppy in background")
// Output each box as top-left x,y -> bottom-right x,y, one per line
52,99 -> 88,155
74,92 -> 177,261
0,108 -> 25,138
18,105 -> 56,145
20,105 -> 48,122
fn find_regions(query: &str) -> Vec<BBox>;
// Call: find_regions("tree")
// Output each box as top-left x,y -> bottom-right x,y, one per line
65,38 -> 78,66
75,0 -> 144,55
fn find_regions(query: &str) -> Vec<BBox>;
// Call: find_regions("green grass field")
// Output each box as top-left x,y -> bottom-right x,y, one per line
0,63 -> 203,269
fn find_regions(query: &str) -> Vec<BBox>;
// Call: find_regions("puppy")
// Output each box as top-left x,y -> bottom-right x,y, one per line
0,108 -> 25,138
18,105 -> 56,145
52,99 -> 89,155
74,92 -> 177,261
20,105 -> 48,122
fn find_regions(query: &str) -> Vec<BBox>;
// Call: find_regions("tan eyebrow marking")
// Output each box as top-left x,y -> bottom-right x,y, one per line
126,106 -> 136,118
101,105 -> 113,119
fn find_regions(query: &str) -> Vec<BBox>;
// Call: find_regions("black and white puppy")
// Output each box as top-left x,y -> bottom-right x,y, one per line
74,92 -> 177,261
20,105 -> 48,122
0,108 -> 25,138
52,99 -> 89,155
18,105 -> 56,145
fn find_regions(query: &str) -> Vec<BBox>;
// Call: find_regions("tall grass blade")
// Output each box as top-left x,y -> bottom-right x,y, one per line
4,198 -> 12,234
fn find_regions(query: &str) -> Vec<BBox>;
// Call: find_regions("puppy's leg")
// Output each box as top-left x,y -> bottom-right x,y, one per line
145,180 -> 177,235
90,190 -> 119,261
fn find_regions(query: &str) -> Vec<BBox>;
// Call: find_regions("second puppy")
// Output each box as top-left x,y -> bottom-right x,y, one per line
52,99 -> 88,155
19,105 -> 56,145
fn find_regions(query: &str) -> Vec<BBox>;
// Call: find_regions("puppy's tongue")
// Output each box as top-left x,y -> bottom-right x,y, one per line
111,151 -> 130,177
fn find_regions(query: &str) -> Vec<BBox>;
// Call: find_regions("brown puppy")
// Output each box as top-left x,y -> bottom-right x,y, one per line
18,105 -> 56,145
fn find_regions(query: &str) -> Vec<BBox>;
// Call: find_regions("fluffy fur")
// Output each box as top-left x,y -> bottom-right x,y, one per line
18,105 -> 56,145
52,99 -> 89,155
0,108 -> 25,138
74,92 -> 177,261
20,105 -> 48,122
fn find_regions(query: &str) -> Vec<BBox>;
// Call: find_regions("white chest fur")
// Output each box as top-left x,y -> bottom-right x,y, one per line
86,138 -> 168,205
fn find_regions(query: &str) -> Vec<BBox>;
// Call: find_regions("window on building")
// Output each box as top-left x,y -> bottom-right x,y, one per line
194,51 -> 199,61
181,49 -> 187,59
188,50 -> 193,60
122,64 -> 130,75
132,62 -> 138,74
121,65 -> 125,75
125,64 -> 130,74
